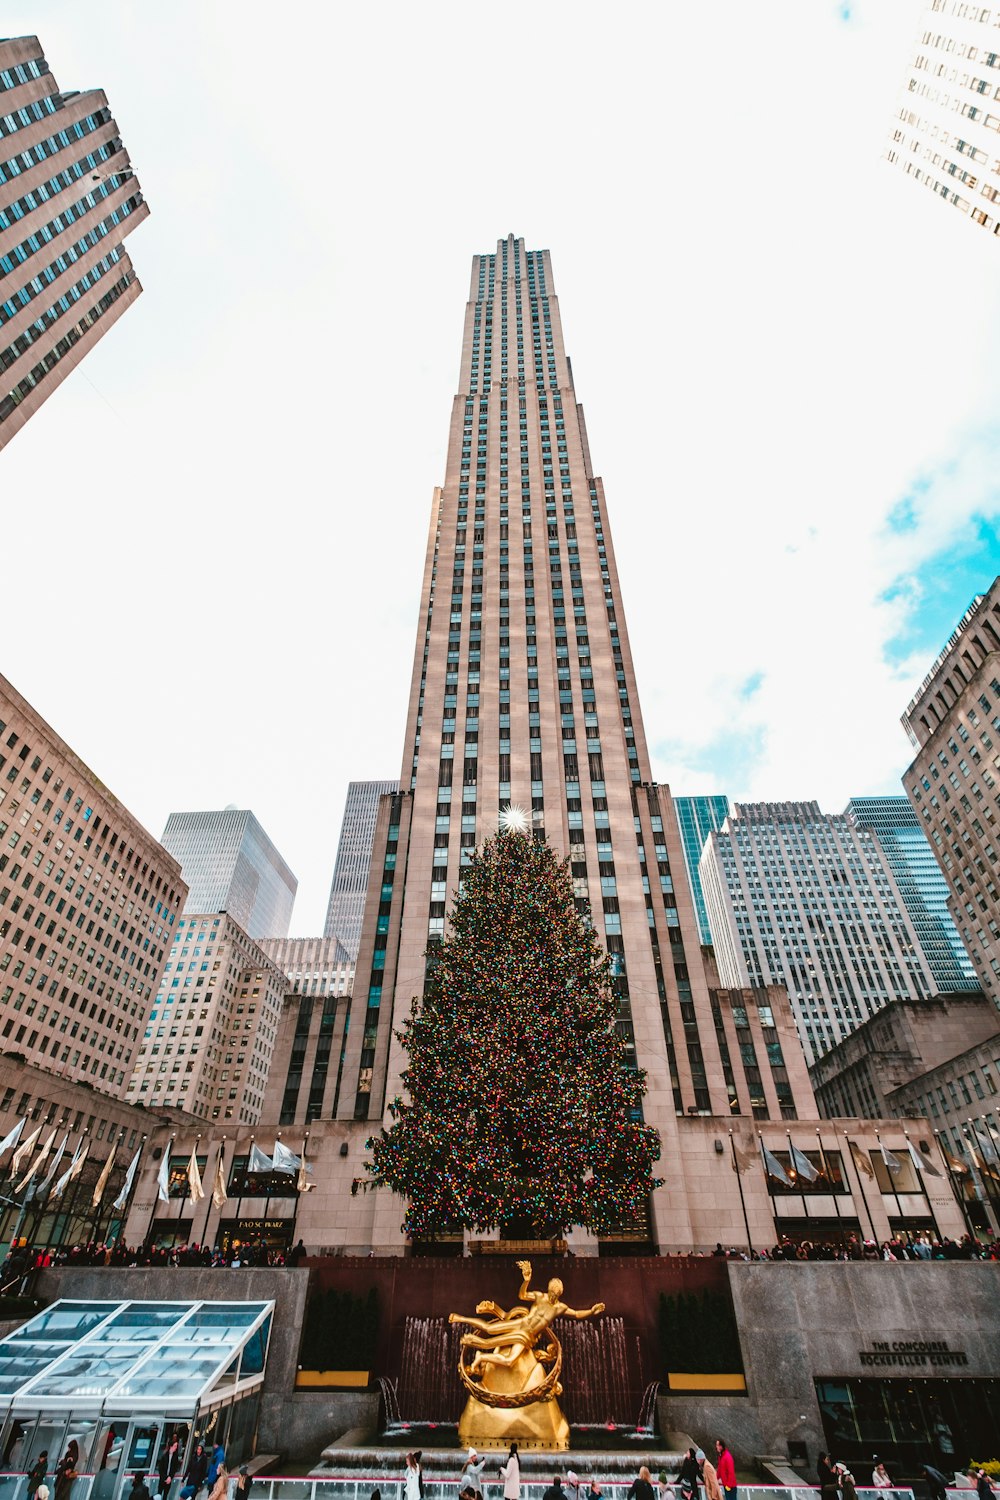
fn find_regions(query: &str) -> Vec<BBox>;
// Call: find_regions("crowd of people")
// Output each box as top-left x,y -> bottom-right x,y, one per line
2,1237 -> 310,1287
710,1234 -> 1000,1262
19,1433 -> 254,1500
406,1440 -> 743,1500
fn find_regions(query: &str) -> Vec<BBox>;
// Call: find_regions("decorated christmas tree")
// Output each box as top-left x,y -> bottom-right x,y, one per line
367,811 -> 662,1238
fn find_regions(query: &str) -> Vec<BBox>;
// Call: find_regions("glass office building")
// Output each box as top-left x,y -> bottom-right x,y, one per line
674,796 -> 731,945
161,810 -> 297,940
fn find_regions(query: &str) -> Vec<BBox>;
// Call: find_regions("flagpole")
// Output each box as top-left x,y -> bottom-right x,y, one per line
876,1130 -> 905,1233
200,1139 -> 222,1248
147,1133 -> 175,1246
183,1134 -> 203,1241
233,1133 -> 252,1240
841,1132 -> 878,1242
728,1131 -> 753,1253
289,1131 -> 310,1250
972,1114 -> 1000,1228
115,1133 -> 146,1246
963,1120 -> 1000,1237
904,1129 -> 942,1245
935,1129 -> 976,1240
756,1134 -> 780,1247
815,1128 -> 843,1228
957,1125 -> 992,1239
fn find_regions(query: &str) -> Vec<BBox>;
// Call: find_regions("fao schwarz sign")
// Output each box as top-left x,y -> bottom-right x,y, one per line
859,1341 -> 969,1369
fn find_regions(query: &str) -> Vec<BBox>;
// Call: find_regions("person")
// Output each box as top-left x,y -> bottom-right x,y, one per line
461,1452 -> 486,1500
674,1451 -> 699,1500
590,1482 -> 604,1500
206,1465 -> 228,1500
817,1453 -> 839,1500
835,1464 -> 857,1500
715,1442 -> 736,1500
975,1472 -> 995,1500
158,1437 -> 182,1498
566,1472 -> 580,1500
34,1487 -> 48,1500
923,1466 -> 949,1500
699,1449 -> 722,1500
4,1421 -> 25,1470
128,1476 -> 152,1500
234,1468 -> 252,1500
26,1455 -> 49,1500
500,1443 -> 520,1500
656,1475 -> 672,1500
180,1445 -> 208,1500
404,1454 -> 422,1500
369,1491 -> 381,1500
206,1447 -> 225,1493
542,1479 -> 567,1500
872,1461 -> 892,1489
287,1239 -> 307,1265
626,1468 -> 655,1500
54,1443 -> 79,1500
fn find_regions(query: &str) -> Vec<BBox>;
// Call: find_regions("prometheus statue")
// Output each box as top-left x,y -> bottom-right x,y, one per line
449,1259 -> 605,1449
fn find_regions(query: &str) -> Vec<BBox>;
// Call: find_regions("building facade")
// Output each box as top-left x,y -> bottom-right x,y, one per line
0,672 -> 186,1088
886,2 -> 1000,240
257,936 -> 354,1126
0,35 -> 149,449
675,794 -> 731,945
846,795 -> 979,992
901,577 -> 1000,1010
125,912 -> 286,1125
161,808 -> 297,940
700,801 -> 937,1065
323,779 -> 398,959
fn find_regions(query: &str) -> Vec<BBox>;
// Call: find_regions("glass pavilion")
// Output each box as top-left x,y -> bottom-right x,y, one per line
0,1301 -> 273,1500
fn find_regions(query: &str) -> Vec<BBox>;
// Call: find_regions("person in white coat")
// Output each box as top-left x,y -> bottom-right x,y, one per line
500,1445 -> 520,1500
404,1455 -> 422,1500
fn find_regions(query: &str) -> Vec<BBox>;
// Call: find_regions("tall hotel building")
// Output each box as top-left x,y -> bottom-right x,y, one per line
0,673 -> 186,1089
161,808 -> 297,941
0,35 -> 148,449
324,780 -> 398,960
338,236 -> 791,1250
902,576 -> 1000,1010
700,802 -> 937,1064
886,2 -> 1000,238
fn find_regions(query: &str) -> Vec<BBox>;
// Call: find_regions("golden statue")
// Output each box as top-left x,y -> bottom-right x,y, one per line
449,1259 -> 605,1450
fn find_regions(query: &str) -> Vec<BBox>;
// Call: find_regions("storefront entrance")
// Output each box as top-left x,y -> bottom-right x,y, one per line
219,1217 -> 293,1257
816,1377 -> 1000,1476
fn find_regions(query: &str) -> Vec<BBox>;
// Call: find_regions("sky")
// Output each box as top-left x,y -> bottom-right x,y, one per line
3,1 -> 1000,937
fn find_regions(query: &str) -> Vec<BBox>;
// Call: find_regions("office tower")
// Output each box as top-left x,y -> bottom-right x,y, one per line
258,937 -> 355,1125
323,780 -> 398,959
700,801 -> 938,1065
846,795 -> 978,992
126,912 -> 286,1124
675,795 -> 731,945
161,808 -> 297,940
336,236 -> 816,1251
0,672 -> 186,1088
0,36 -> 149,450
885,5 -> 1000,239
901,577 -> 1000,1010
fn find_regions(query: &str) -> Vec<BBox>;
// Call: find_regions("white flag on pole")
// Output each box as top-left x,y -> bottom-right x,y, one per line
156,1149 -> 172,1204
112,1145 -> 142,1213
0,1117 -> 25,1160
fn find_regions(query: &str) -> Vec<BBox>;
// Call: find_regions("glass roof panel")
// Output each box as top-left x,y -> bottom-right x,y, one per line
0,1300 -> 274,1413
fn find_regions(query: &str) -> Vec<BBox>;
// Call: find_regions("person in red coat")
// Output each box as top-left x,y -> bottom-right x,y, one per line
715,1441 -> 736,1500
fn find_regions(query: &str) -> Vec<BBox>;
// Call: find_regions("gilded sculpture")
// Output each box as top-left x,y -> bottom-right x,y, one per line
448,1259 -> 605,1449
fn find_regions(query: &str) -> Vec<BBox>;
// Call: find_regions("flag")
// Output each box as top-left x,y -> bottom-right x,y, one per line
760,1141 -> 792,1187
38,1132 -> 68,1195
907,1141 -> 941,1178
156,1149 -> 171,1203
880,1142 -> 903,1176
11,1123 -> 39,1175
91,1144 -> 117,1208
187,1148 -> 204,1204
52,1142 -> 88,1200
973,1124 -> 999,1164
248,1143 -> 273,1173
0,1117 -> 25,1161
848,1140 -> 875,1180
788,1142 -> 819,1183
271,1140 -> 299,1175
112,1145 -> 142,1213
17,1129 -> 56,1192
211,1148 -> 228,1210
730,1139 -> 758,1174
297,1140 -> 315,1193
943,1147 -> 970,1177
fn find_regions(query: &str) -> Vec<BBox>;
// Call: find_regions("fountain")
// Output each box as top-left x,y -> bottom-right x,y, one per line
635,1381 -> 661,1435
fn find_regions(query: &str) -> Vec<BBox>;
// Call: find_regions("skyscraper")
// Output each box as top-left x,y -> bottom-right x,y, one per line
885,5 -> 1000,239
161,808 -> 297,940
0,672 -> 186,1089
323,780 -> 398,959
901,577 -> 1000,1010
700,801 -> 937,1064
845,795 -> 978,993
0,35 -> 148,449
338,236 -> 776,1249
675,795 -> 731,945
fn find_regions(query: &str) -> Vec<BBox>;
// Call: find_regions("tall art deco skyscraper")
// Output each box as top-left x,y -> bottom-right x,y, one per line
341,237 -> 721,1250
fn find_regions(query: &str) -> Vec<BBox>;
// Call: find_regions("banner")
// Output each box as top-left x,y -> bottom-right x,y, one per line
112,1145 -> 142,1213
91,1144 -> 117,1208
848,1140 -> 875,1180
760,1141 -> 792,1187
156,1149 -> 172,1204
17,1129 -> 56,1193
0,1117 -> 24,1160
212,1149 -> 228,1210
789,1142 -> 819,1183
37,1132 -> 69,1195
187,1148 -> 205,1205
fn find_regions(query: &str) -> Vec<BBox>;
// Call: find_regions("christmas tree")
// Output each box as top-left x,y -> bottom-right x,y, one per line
367,814 -> 662,1238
